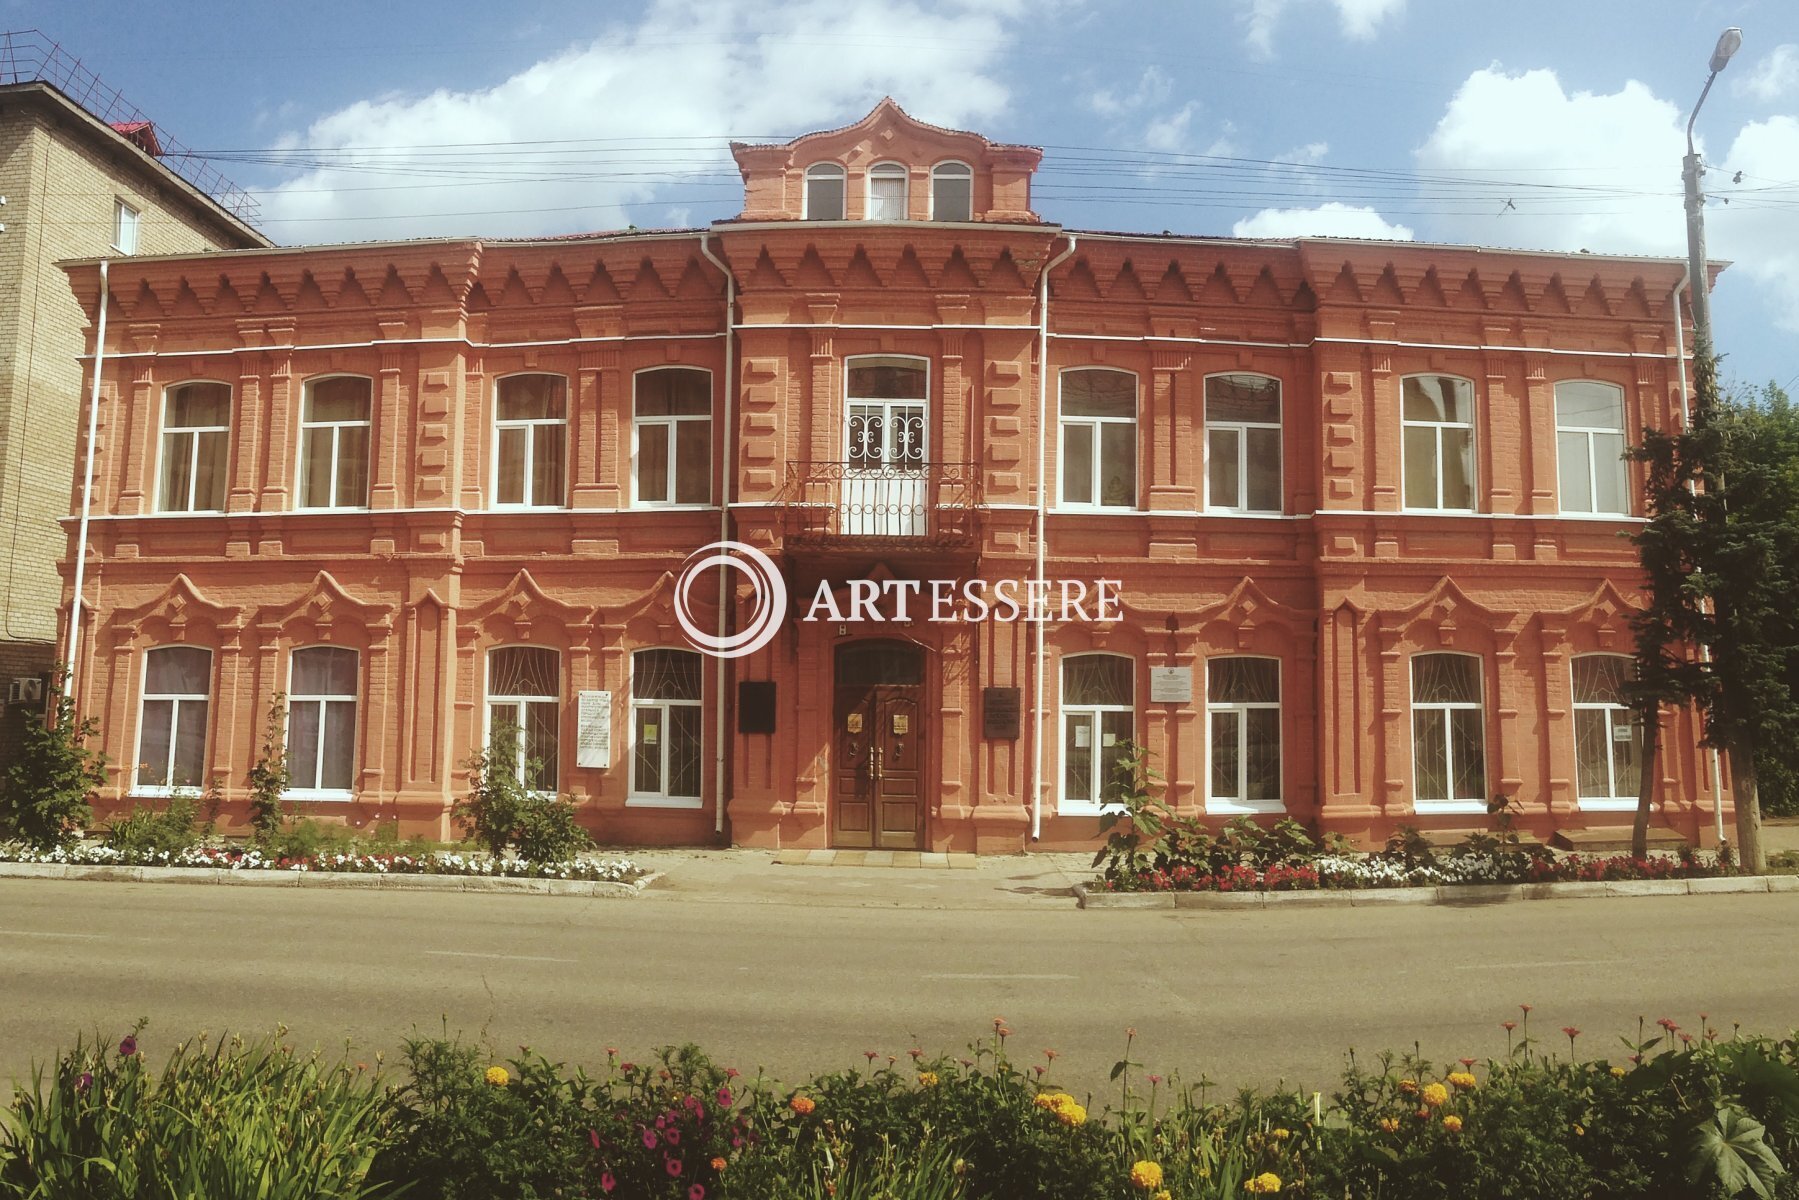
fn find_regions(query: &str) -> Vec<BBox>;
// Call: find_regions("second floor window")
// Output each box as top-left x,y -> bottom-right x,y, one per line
634,368 -> 711,505
158,382 -> 230,513
1205,374 -> 1282,513
135,646 -> 210,792
1412,652 -> 1486,806
931,161 -> 973,221
1402,375 -> 1475,511
300,376 -> 371,509
288,646 -> 359,795
487,645 -> 561,791
1060,368 -> 1136,508
867,161 -> 908,220
1556,381 -> 1629,514
494,374 -> 567,508
805,163 -> 846,220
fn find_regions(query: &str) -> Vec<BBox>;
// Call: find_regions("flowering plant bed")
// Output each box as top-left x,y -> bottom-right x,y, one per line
0,841 -> 643,883
1093,851 -> 1731,893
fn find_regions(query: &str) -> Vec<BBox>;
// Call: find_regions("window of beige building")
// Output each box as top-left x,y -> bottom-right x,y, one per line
113,199 -> 140,255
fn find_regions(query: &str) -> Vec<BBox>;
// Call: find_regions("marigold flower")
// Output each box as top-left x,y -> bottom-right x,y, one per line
1245,1171 -> 1283,1194
1397,1079 -> 1419,1095
789,1095 -> 816,1116
1033,1093 -> 1055,1109
1610,1066 -> 1626,1078
484,1066 -> 510,1087
1447,1071 -> 1477,1090
1378,1117 -> 1400,1133
1443,1115 -> 1463,1133
1421,1083 -> 1449,1108
711,1157 -> 727,1171
1271,1127 -> 1290,1140
918,1071 -> 939,1087
1129,1160 -> 1163,1190
1154,1192 -> 1172,1200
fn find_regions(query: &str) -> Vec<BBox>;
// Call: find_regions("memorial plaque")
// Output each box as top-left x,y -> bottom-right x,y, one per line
576,691 -> 612,768
983,686 -> 1022,739
1149,667 -> 1194,704
738,680 -> 777,734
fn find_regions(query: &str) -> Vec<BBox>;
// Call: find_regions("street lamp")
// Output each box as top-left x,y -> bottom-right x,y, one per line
1683,26 -> 1742,348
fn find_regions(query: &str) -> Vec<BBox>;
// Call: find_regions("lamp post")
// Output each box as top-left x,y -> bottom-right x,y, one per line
1682,26 -> 1742,350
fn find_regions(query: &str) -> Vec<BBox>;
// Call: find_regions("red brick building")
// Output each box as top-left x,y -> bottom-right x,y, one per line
58,100 -> 1722,852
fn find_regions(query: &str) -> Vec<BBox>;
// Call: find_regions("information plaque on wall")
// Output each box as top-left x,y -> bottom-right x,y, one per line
576,691 -> 612,768
983,686 -> 1022,739
1149,667 -> 1194,705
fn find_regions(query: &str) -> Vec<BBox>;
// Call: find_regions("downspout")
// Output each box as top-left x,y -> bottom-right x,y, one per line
1670,271 -> 1727,847
698,233 -> 736,838
1031,234 -> 1077,841
64,258 -> 109,705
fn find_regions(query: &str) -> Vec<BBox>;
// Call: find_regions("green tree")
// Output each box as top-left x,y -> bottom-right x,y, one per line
0,674 -> 109,850
245,695 -> 291,846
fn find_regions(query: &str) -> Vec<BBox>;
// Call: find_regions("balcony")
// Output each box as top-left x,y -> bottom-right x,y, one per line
783,461 -> 983,549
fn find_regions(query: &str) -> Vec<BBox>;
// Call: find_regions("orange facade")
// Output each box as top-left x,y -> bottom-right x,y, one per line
58,101 -> 1723,852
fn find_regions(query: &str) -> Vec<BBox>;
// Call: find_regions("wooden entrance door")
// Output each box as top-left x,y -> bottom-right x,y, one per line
831,641 -> 925,850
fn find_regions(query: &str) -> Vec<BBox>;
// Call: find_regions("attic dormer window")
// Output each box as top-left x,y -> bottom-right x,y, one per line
804,163 -> 846,220
867,161 -> 908,221
931,161 -> 972,221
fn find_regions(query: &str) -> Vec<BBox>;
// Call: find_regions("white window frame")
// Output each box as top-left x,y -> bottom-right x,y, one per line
1205,656 -> 1283,814
803,162 -> 847,220
484,645 -> 562,796
843,354 -> 930,463
866,160 -> 909,221
1203,372 -> 1284,514
132,646 -> 211,797
1058,652 -> 1135,816
156,380 -> 231,513
627,648 -> 705,809
296,375 -> 372,512
1057,367 -> 1138,511
113,199 -> 140,255
492,373 -> 569,510
1410,651 -> 1488,814
929,160 -> 973,221
286,645 -> 359,801
631,366 -> 713,508
1572,654 -> 1640,811
1555,380 -> 1630,516
1400,374 -> 1477,513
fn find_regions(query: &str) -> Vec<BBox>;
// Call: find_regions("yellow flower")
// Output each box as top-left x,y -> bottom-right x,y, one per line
790,1095 -> 816,1115
918,1071 -> 939,1088
1129,1161 -> 1164,1191
1153,1193 -> 1172,1200
1443,1115 -> 1463,1132
1271,1126 -> 1291,1140
1397,1079 -> 1418,1095
1057,1101 -> 1087,1127
1378,1117 -> 1401,1133
1421,1082 -> 1450,1108
1033,1092 -> 1055,1110
1246,1172 -> 1283,1194
1573,1123 -> 1585,1137
483,1066 -> 509,1087
1447,1071 -> 1477,1090
1609,1066 -> 1626,1078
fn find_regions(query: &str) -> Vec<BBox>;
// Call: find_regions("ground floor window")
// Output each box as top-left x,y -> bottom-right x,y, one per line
1573,654 -> 1641,808
1207,656 -> 1282,812
486,645 -> 561,792
1412,652 -> 1486,809
630,648 -> 703,806
1061,654 -> 1134,813
289,646 -> 358,796
135,646 -> 211,792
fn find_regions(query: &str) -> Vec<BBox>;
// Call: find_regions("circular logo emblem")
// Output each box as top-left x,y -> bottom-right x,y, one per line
674,540 -> 788,660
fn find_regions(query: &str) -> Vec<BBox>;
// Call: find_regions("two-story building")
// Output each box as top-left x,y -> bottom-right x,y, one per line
57,99 -> 1720,852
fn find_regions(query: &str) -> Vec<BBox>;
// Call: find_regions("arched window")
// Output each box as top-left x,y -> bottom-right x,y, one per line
1204,373 -> 1282,513
930,161 -> 972,221
494,374 -> 567,508
288,646 -> 359,796
630,648 -> 704,806
157,382 -> 230,513
1572,655 -> 1641,807
1207,657 -> 1282,812
1059,368 -> 1137,508
1401,375 -> 1475,511
1060,653 -> 1134,812
135,646 -> 211,792
867,161 -> 908,221
486,646 -> 562,792
299,376 -> 371,510
1411,653 -> 1486,807
1556,381 -> 1628,514
633,367 -> 712,506
804,163 -> 846,220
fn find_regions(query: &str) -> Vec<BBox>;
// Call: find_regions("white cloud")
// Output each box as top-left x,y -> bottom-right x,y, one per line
1232,202 -> 1414,240
1241,0 -> 1288,57
1331,0 -> 1405,39
1088,66 -> 1171,118
1737,44 -> 1799,103
1143,102 -> 1199,154
258,0 -> 1034,242
1714,116 -> 1799,334
1239,0 -> 1403,55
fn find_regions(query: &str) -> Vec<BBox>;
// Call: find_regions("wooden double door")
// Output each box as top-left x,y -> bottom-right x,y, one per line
831,641 -> 925,850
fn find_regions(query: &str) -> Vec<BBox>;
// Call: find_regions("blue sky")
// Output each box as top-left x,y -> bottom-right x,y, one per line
16,0 -> 1797,391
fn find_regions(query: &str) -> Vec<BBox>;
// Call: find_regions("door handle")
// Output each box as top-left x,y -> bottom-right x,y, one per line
868,738 -> 878,781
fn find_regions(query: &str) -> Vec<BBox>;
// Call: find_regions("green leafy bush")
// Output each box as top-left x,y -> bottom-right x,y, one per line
0,682 -> 107,851
246,695 -> 292,845
453,724 -> 593,863
104,789 -> 214,856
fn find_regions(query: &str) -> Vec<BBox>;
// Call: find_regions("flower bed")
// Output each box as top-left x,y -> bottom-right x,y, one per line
1093,851 -> 1731,893
0,841 -> 642,882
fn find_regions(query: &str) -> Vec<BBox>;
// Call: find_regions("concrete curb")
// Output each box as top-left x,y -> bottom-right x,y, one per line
1074,875 -> 1795,910
0,861 -> 658,899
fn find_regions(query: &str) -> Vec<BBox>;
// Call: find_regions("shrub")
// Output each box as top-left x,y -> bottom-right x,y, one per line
246,695 -> 291,845
0,680 -> 107,851
103,788 -> 214,856
454,724 -> 593,863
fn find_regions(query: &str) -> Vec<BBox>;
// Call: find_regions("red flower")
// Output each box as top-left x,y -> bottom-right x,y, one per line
1562,1027 -> 1580,1040
666,1156 -> 683,1177
1502,1021 -> 1517,1032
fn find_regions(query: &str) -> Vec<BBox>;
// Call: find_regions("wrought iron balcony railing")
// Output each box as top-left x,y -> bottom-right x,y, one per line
782,462 -> 983,548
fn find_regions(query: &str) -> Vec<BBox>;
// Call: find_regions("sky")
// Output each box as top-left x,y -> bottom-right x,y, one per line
13,0 -> 1798,393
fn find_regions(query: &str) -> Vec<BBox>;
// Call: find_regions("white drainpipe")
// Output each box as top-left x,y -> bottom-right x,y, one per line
698,233 -> 736,838
64,258 -> 109,703
1030,234 -> 1077,841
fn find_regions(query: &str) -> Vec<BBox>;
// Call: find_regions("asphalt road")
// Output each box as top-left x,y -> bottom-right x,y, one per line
1,875 -> 1794,1103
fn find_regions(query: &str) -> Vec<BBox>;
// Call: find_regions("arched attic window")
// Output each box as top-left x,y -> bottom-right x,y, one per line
804,163 -> 846,220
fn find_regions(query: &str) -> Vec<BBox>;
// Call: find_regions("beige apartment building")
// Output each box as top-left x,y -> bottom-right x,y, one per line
0,57 -> 266,764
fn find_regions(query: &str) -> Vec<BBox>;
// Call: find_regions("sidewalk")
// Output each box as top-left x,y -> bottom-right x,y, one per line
622,846 -> 1091,910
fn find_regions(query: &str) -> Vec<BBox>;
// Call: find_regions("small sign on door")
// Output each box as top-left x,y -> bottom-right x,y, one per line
892,713 -> 909,734
847,713 -> 863,734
